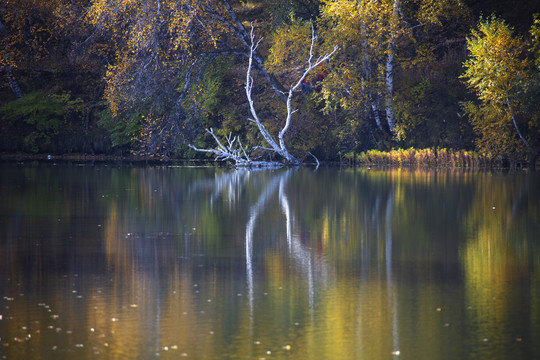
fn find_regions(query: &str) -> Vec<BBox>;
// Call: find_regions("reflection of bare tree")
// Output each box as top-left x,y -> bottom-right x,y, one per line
188,169 -> 252,208
238,169 -> 332,318
279,176 -> 330,309
244,170 -> 286,317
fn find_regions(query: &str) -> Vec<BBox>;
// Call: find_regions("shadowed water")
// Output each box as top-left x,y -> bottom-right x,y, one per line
0,163 -> 539,359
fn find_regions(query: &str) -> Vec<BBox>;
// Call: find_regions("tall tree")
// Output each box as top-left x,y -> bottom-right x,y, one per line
86,0 -> 287,157
461,16 -> 538,166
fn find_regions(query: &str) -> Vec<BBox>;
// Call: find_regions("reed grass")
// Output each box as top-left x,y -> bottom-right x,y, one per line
346,148 -> 498,168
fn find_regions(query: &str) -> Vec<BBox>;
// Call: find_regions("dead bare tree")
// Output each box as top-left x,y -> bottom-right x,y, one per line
190,25 -> 337,167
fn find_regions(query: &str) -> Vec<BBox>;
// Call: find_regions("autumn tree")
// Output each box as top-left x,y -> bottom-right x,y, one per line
0,0 -> 59,99
85,0 -> 289,157
317,0 -> 471,151
461,16 -> 539,166
318,0 -> 402,137
190,25 -> 337,166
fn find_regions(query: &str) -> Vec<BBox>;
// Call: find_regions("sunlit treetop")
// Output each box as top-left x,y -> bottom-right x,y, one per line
462,16 -> 528,106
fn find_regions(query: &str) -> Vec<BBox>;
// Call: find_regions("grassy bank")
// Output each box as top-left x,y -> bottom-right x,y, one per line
344,148 -> 507,168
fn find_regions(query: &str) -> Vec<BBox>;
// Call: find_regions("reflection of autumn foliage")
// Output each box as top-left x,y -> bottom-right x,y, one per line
2,166 -> 540,358
461,172 -> 540,353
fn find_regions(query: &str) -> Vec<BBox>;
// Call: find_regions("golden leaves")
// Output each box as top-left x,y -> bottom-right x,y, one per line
267,20 -> 312,73
462,17 -> 528,105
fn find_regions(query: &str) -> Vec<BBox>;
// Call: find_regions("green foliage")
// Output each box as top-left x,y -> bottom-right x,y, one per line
0,91 -> 84,152
262,0 -> 321,25
97,108 -> 141,148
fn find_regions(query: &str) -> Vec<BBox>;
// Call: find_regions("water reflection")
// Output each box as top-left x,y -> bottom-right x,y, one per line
0,164 -> 539,359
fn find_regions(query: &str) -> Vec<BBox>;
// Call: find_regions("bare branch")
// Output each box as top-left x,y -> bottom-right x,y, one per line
190,24 -> 337,168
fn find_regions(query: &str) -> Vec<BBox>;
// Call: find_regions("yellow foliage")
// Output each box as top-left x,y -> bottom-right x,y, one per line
267,20 -> 312,73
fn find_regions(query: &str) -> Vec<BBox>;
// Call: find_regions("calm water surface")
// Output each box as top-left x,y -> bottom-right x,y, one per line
0,163 -> 539,359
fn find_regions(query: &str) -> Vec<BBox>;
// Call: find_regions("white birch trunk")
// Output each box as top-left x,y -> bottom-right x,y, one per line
191,25 -> 336,167
385,0 -> 400,133
358,1 -> 384,131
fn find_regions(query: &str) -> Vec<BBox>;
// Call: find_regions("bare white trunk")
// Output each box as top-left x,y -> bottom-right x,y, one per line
385,0 -> 400,133
372,103 -> 383,130
358,2 -> 383,131
276,25 -> 337,164
191,25 -> 336,167
385,49 -> 395,132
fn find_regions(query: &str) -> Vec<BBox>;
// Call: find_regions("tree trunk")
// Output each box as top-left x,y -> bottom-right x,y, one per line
358,3 -> 383,132
5,66 -> 23,99
221,0 -> 287,101
385,0 -> 400,133
506,95 -> 537,165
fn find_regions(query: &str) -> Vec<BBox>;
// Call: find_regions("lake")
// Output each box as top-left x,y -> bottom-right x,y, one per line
0,163 -> 539,359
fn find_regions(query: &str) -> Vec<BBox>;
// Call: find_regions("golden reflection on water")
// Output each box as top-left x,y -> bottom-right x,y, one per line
0,165 -> 539,359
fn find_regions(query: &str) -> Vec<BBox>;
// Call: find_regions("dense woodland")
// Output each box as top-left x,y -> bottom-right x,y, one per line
1,0 -> 539,166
